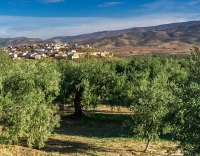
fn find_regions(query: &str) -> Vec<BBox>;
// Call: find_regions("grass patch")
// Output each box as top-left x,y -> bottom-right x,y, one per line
0,112 -> 182,156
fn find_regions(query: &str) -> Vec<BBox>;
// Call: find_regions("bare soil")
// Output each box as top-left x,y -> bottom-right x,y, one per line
105,42 -> 192,56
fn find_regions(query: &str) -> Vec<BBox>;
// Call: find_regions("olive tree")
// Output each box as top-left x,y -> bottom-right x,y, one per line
58,59 -> 130,117
128,71 -> 172,152
0,57 -> 61,148
171,44 -> 200,155
59,60 -> 108,116
125,56 -> 188,152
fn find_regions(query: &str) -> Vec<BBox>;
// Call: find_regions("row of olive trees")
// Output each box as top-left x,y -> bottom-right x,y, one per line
56,53 -> 199,154
58,53 -> 199,154
0,48 -> 199,154
120,50 -> 199,154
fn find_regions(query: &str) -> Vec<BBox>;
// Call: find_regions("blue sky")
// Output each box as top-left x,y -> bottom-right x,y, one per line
1,0 -> 200,39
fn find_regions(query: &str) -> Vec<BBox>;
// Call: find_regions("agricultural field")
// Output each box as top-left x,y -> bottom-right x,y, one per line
0,46 -> 200,155
0,106 -> 182,156
105,41 -> 192,56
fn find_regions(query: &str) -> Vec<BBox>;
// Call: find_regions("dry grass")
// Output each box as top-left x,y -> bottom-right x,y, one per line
105,42 -> 192,56
0,106 -> 183,156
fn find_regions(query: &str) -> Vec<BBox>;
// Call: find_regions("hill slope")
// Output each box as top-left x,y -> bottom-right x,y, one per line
0,37 -> 43,47
0,37 -> 65,48
1,20 -> 200,55
80,23 -> 200,47
49,20 -> 200,43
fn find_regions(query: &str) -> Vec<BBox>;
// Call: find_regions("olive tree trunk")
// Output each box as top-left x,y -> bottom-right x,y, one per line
74,89 -> 84,117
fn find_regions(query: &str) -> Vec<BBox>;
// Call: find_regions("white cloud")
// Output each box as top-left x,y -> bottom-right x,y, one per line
41,0 -> 64,3
187,0 -> 200,5
141,0 -> 200,12
142,0 -> 176,10
0,13 -> 200,39
98,2 -> 124,7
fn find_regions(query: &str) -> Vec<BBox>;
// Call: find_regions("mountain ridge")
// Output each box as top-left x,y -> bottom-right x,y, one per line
1,20 -> 200,52
48,20 -> 200,43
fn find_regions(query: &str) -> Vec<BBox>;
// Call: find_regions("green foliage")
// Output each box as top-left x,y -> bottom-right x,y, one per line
0,54 -> 61,148
170,44 -> 200,155
1,48 -> 200,154
124,55 -> 188,152
58,60 -> 116,116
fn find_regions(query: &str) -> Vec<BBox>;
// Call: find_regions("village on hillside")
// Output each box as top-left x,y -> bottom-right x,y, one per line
4,43 -> 113,60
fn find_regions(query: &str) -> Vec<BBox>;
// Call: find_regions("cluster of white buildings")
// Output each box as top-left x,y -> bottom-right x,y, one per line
6,43 -> 113,60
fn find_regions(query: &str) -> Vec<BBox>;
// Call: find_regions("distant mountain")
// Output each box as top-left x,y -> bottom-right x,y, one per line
0,37 -> 43,48
78,23 -> 200,48
48,20 -> 200,43
0,37 -> 65,48
1,20 -> 200,55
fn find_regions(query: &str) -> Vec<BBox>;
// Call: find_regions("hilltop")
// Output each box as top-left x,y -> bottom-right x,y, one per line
49,20 -> 200,43
1,20 -> 200,55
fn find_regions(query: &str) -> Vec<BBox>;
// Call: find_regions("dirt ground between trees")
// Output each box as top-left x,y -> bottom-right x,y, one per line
0,106 -> 183,156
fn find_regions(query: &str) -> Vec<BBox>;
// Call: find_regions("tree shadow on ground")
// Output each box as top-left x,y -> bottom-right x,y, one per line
42,137 -> 143,156
42,138 -> 103,155
54,113 -> 131,138
40,113 -> 136,155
